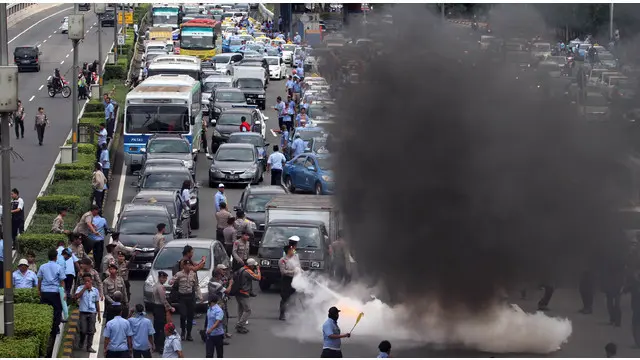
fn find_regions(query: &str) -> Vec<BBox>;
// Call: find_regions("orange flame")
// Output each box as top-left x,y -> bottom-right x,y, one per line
334,301 -> 362,318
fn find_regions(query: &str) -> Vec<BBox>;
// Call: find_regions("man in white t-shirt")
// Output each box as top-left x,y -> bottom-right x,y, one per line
267,145 -> 286,186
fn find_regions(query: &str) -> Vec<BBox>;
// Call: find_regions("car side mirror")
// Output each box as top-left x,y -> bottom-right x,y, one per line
140,148 -> 146,154
307,166 -> 316,171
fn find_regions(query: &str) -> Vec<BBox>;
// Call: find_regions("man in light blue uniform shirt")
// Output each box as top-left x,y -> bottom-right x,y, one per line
214,184 -> 227,212
321,306 -> 350,358
96,123 -> 108,160
104,305 -> 133,358
296,64 -> 305,79
74,273 -> 101,353
100,143 -> 111,182
38,248 -> 66,334
13,258 -> 38,288
89,212 -> 108,273
377,340 -> 391,358
128,304 -> 156,357
293,32 -> 302,44
291,134 -> 305,158
205,294 -> 225,358
267,145 -> 287,186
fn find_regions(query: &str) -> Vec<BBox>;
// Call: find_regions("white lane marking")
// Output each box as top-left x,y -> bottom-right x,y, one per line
65,54 -> 69,58
38,42 -> 43,46
93,22 -> 96,26
60,60 -> 64,65
270,129 -> 278,137
70,48 -> 74,52
111,161 -> 126,229
28,95 -> 34,102
8,6 -> 73,44
48,35 -> 52,39
53,30 -> 57,34
47,76 -> 51,80
38,85 -> 43,91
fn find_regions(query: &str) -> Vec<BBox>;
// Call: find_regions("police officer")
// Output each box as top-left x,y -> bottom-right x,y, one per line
10,188 -> 24,247
104,263 -> 128,322
170,259 -> 202,341
279,245 -> 300,321
232,231 -> 251,272
151,271 -> 174,354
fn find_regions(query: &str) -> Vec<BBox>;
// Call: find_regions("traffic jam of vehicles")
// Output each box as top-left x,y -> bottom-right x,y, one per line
125,3 -> 351,328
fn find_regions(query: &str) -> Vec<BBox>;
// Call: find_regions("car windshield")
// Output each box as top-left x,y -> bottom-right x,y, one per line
246,44 -> 263,52
153,14 -> 178,25
135,199 -> 177,218
215,148 -> 254,162
316,158 -> 332,170
15,48 -> 36,57
228,135 -> 262,147
203,81 -> 230,92
283,44 -> 296,51
600,53 -> 615,61
237,78 -> 263,89
240,36 -> 253,42
125,105 -> 189,134
146,53 -> 164,62
618,80 -> 637,89
585,94 -> 608,107
262,226 -> 321,248
230,39 -> 243,46
266,58 -> 279,65
266,48 -> 279,56
245,194 -> 279,212
155,247 -> 211,269
212,55 -> 231,64
216,90 -> 246,102
217,113 -> 245,126
119,214 -> 171,234
311,138 -> 328,153
148,140 -> 190,153
143,172 -> 190,189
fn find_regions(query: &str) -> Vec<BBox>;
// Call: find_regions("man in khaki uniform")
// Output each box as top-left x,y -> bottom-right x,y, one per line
103,263 -> 128,322
170,259 -> 202,341
215,202 -> 232,241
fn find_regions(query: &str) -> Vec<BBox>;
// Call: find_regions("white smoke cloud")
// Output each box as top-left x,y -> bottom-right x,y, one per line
277,272 -> 572,354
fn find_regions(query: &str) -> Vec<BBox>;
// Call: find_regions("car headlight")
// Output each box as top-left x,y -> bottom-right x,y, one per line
144,275 -> 155,287
183,160 -> 194,168
210,166 -> 222,174
321,175 -> 332,182
246,164 -> 257,174
311,261 -> 321,268
260,259 -> 270,266
258,94 -> 265,98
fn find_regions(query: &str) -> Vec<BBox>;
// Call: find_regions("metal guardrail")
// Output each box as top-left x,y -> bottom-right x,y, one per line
6,3 -> 35,17
258,3 -> 274,21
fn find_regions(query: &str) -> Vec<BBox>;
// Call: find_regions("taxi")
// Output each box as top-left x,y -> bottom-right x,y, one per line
256,36 -> 271,45
271,38 -> 286,48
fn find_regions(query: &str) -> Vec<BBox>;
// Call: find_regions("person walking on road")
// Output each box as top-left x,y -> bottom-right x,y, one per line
180,180 -> 192,238
13,99 -> 25,139
321,306 -> 350,358
104,263 -> 129,323
267,145 -> 286,186
104,96 -> 116,142
163,323 -> 184,358
88,211 -> 108,270
274,96 -> 285,130
34,107 -> 49,146
170,259 -> 202,341
117,251 -> 132,302
205,293 -> 225,358
215,184 -> 227,212
232,231 -> 251,271
279,245 -> 300,321
104,303 -> 134,358
74,272 -> 101,353
100,143 -> 111,182
152,271 -> 175,354
215,202 -> 232,241
10,188 -> 25,247
128,304 -> 156,358
234,258 -> 261,334
222,217 -> 236,257
38,248 -> 66,335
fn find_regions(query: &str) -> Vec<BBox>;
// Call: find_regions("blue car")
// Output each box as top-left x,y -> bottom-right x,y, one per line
222,36 -> 244,53
282,153 -> 334,195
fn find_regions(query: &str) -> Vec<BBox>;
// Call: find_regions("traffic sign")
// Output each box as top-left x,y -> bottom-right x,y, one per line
118,12 -> 133,25
117,34 -> 125,45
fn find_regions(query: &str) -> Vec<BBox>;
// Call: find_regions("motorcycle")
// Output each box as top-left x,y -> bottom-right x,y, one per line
47,78 -> 71,98
471,22 -> 478,31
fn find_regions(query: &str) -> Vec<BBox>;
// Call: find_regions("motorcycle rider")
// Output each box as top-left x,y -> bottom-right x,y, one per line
52,68 -> 64,91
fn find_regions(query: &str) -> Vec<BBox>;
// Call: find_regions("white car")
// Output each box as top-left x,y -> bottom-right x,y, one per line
265,56 -> 286,80
60,17 -> 69,34
281,44 -> 296,64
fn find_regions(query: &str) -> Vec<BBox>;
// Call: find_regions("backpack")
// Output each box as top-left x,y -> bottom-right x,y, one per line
228,268 -> 245,296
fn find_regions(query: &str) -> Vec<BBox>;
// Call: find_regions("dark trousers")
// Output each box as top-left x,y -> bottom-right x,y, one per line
201,131 -> 208,154
179,293 -> 195,335
216,228 -> 224,241
41,291 -> 63,334
14,120 -> 24,138
12,217 -> 24,247
280,275 -> 294,316
284,121 -> 293,132
132,349 -> 152,358
538,285 -> 554,308
125,280 -> 131,302
271,169 -> 282,185
92,240 -> 105,272
152,304 -> 166,353
333,264 -> 350,285
35,124 -> 45,145
321,349 -> 343,358
107,118 -> 115,140
579,271 -> 594,311
106,350 -> 130,358
605,290 -> 622,326
64,274 -> 75,300
103,168 -> 110,184
278,117 -> 284,129
94,190 -> 105,210
205,334 -> 224,358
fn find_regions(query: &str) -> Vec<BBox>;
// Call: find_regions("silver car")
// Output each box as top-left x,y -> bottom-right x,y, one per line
202,75 -> 234,115
143,239 -> 230,312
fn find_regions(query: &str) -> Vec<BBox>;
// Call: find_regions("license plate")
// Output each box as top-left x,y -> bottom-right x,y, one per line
21,60 -> 30,64
226,174 -> 239,180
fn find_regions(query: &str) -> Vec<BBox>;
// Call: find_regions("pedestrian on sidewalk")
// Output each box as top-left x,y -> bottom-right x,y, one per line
13,99 -> 24,139
100,143 -> 111,185
74,273 -> 101,353
92,163 -> 107,210
96,123 -> 108,160
10,188 -> 25,248
104,96 -> 116,142
34,107 -> 49,146
38,248 -> 66,335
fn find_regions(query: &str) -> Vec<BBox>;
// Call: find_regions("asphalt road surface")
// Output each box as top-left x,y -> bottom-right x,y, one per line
1,4 -> 116,225
85,22 -> 640,358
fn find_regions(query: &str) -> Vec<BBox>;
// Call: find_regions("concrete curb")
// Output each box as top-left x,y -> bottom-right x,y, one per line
7,3 -> 64,29
60,309 -> 80,358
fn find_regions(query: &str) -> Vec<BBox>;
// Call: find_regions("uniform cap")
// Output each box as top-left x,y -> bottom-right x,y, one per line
216,264 -> 228,270
246,258 -> 258,266
288,236 -> 300,242
218,183 -> 225,188
18,259 -> 28,266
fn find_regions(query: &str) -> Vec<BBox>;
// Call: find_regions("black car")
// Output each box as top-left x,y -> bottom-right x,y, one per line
100,9 -> 116,27
227,132 -> 269,170
130,190 -> 182,232
257,219 -> 330,291
136,164 -> 201,229
14,45 -> 41,72
233,77 -> 266,109
78,3 -> 90,11
235,184 -> 288,251
210,107 -> 266,152
209,87 -> 248,120
116,204 -> 177,273
208,143 -> 263,187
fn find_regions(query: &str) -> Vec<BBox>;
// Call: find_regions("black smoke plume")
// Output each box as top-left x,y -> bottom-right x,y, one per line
326,4 -> 632,313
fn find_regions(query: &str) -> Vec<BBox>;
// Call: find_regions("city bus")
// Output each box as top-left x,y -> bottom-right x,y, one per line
147,55 -> 202,82
124,75 -> 203,172
176,18 -> 220,60
152,4 -> 180,29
